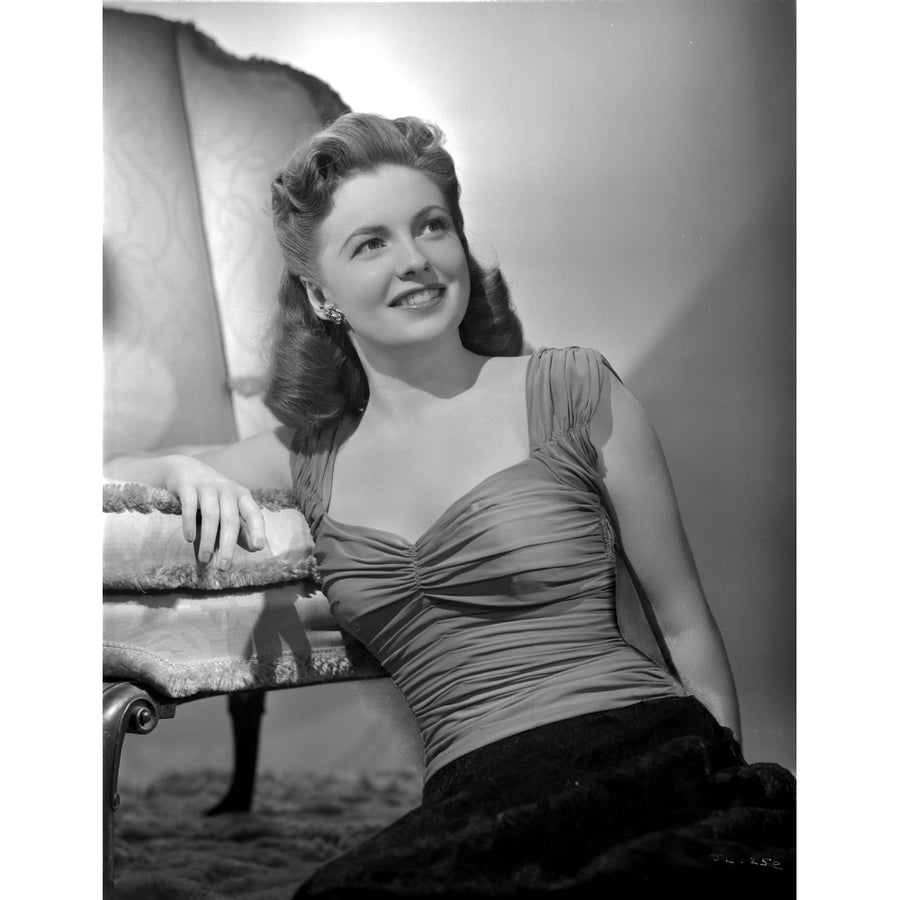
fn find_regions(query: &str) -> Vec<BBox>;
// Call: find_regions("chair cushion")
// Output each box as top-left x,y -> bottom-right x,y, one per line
103,584 -> 385,699
103,480 -> 318,591
103,482 -> 386,699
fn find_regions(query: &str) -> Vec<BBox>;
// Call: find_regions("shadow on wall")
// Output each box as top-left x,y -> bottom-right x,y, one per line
627,163 -> 796,770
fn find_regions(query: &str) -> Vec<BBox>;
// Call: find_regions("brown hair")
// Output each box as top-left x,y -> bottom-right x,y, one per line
264,112 -> 524,434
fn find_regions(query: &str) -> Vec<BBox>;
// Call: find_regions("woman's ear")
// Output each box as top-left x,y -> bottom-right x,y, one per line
303,280 -> 329,320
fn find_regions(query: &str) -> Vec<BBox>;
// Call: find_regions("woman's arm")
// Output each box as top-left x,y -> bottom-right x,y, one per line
591,369 -> 742,744
103,426 -> 295,569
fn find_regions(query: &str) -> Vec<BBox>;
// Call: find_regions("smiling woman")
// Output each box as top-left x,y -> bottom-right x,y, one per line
306,167 -> 471,347
265,113 -> 523,440
107,111 -> 796,897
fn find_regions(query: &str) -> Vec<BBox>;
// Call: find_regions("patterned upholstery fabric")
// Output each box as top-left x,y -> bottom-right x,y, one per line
103,8 -> 348,454
102,8 -> 383,700
104,10 -> 236,457
104,585 -> 385,699
177,24 -> 348,439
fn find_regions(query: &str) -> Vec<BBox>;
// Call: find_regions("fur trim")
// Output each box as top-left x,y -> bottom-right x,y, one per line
103,482 -> 300,514
103,642 -> 386,698
104,553 -> 320,592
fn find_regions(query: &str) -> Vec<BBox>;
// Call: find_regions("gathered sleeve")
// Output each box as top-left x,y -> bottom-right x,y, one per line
289,429 -> 327,541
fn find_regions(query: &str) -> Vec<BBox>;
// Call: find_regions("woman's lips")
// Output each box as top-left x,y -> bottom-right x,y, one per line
389,286 -> 445,309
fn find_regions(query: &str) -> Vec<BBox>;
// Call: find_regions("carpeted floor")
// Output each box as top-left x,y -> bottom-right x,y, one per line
113,769 -> 422,899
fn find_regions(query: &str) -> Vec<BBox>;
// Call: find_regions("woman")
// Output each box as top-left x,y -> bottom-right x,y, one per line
107,113 -> 795,897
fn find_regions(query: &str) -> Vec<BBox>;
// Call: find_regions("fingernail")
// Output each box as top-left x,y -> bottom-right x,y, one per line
198,551 -> 211,564
217,558 -> 231,571
185,532 -> 195,542
254,538 -> 265,550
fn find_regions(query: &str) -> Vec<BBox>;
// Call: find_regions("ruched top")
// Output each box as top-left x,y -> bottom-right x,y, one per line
291,347 -> 688,780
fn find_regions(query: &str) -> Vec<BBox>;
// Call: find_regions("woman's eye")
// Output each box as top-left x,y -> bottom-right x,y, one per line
353,237 -> 384,257
422,216 -> 450,235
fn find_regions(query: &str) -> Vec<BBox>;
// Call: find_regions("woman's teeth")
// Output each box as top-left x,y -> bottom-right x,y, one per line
393,287 -> 443,308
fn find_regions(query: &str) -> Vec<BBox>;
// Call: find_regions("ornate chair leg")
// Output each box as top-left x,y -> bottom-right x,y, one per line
103,682 -> 174,897
206,691 -> 266,815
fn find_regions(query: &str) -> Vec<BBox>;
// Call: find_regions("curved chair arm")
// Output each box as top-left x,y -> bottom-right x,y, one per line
102,682 -> 175,897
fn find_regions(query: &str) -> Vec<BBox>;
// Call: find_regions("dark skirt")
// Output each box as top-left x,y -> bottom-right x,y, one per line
294,696 -> 796,898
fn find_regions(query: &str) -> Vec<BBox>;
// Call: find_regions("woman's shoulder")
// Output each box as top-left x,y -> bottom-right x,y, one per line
287,423 -> 335,533
530,345 -> 609,369
529,346 -> 613,394
525,346 -> 614,436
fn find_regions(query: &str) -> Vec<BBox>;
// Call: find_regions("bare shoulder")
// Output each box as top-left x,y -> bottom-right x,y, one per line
196,425 -> 294,490
480,352 -> 533,394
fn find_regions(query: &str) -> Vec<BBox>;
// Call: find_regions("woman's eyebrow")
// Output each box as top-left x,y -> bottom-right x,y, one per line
416,204 -> 450,218
340,225 -> 385,253
339,205 -> 451,253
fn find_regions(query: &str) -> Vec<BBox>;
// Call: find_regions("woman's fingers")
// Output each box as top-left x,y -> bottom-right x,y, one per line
215,493 -> 241,570
170,467 -> 266,567
237,493 -> 267,551
198,489 -> 265,569
179,484 -> 198,543
196,489 -> 221,564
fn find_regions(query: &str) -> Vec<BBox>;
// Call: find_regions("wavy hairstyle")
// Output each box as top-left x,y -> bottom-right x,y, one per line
264,112 -> 524,434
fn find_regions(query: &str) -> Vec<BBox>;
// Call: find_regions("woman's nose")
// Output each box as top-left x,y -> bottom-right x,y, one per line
396,240 -> 429,277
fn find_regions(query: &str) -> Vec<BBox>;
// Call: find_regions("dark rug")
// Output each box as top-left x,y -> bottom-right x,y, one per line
113,769 -> 421,899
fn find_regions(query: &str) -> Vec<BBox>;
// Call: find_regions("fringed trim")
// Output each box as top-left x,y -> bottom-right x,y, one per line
103,482 -> 301,514
103,642 -> 387,698
103,552 -> 320,592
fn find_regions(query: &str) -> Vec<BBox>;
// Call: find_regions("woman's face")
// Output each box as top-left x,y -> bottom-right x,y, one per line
308,165 -> 471,354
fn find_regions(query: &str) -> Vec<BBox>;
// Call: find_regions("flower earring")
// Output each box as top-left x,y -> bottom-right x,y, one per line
320,304 -> 345,326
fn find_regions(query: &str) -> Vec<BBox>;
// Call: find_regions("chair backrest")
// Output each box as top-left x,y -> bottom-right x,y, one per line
103,7 -> 348,458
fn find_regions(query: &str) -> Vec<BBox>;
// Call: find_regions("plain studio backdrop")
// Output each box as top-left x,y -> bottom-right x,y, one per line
108,0 -> 795,782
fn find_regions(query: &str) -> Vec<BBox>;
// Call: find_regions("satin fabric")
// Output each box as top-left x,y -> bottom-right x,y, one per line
292,347 -> 689,780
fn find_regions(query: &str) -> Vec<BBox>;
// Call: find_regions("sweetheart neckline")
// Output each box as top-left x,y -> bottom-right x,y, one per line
318,352 -> 541,548
319,456 -> 538,550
